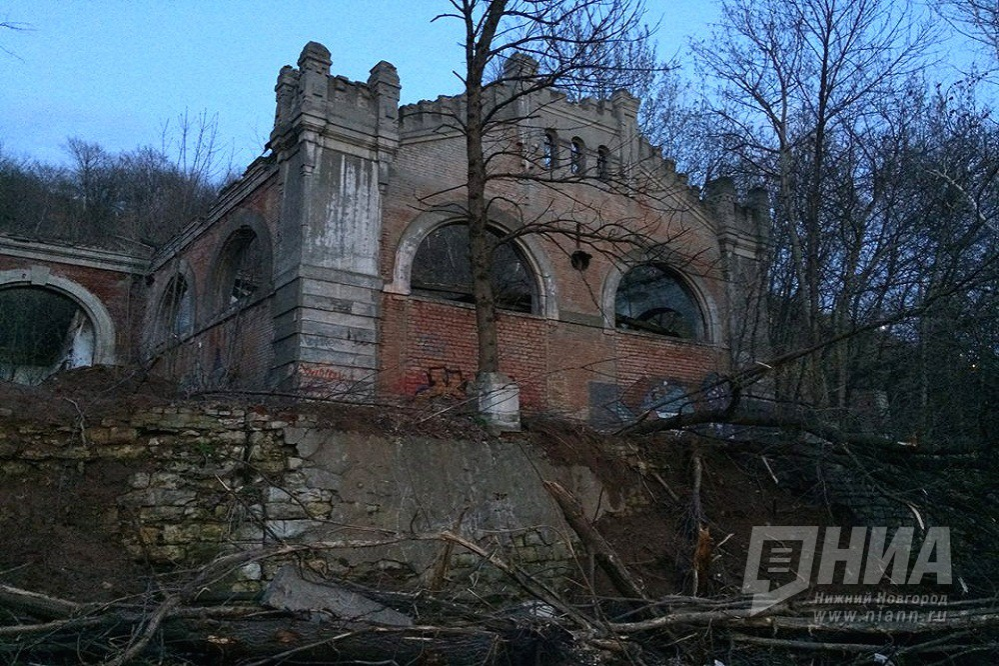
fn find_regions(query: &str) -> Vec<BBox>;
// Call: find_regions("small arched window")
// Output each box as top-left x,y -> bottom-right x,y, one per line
615,264 -> 704,340
216,227 -> 265,309
411,224 -> 536,313
159,274 -> 193,341
543,131 -> 558,170
597,146 -> 610,181
570,138 -> 585,175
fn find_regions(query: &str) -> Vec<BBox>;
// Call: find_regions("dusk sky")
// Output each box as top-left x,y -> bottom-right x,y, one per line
0,1 -> 718,170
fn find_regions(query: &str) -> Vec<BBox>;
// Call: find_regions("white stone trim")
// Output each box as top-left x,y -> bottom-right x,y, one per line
0,267 -> 118,364
0,234 -> 149,274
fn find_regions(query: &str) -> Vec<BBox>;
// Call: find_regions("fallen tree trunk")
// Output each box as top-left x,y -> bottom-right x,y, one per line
542,480 -> 649,604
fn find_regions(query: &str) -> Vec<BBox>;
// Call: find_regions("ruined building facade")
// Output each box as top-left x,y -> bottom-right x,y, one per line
0,43 -> 769,425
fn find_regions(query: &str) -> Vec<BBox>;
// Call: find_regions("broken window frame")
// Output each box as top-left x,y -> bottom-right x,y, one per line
215,227 -> 265,312
410,223 -> 538,315
614,263 -> 705,340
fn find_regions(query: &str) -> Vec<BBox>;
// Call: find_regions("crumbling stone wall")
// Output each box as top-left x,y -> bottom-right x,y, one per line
0,403 -> 608,594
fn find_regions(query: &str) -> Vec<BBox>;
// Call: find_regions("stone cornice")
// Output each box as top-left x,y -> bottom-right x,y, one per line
0,233 -> 149,274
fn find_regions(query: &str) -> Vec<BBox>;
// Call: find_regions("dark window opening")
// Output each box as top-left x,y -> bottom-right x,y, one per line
411,224 -> 536,313
159,274 -> 193,340
597,146 -> 610,181
570,138 -> 585,175
0,287 -> 95,384
615,264 -> 704,339
543,131 -> 558,170
218,228 -> 264,309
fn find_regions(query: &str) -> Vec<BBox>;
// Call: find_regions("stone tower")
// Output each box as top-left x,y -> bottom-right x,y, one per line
268,42 -> 400,394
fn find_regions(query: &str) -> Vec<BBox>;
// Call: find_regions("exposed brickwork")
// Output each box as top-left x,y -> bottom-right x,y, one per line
382,296 -> 549,409
144,169 -> 281,389
381,291 -> 726,417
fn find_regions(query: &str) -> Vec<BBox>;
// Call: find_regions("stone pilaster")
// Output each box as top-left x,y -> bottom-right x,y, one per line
268,43 -> 400,395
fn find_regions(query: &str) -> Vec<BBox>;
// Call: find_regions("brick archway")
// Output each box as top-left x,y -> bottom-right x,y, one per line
600,259 -> 720,345
0,267 -> 118,365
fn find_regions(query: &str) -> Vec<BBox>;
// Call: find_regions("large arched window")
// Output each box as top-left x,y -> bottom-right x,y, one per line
0,287 -> 95,384
215,227 -> 265,310
615,264 -> 704,340
411,224 -> 536,313
158,274 -> 193,341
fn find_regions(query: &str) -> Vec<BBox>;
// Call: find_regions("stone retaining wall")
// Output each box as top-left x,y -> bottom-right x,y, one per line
0,404 -> 608,594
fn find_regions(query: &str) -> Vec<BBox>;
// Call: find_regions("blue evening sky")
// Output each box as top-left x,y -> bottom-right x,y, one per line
0,1 -> 717,170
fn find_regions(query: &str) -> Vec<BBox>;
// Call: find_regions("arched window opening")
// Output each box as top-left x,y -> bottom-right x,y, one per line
0,287 -> 95,384
159,274 -> 193,341
597,146 -> 610,181
570,137 -> 585,175
411,224 -> 536,313
615,264 -> 704,340
217,227 -> 265,309
542,131 -> 558,170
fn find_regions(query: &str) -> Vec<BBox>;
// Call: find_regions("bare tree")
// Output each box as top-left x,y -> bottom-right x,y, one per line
694,0 -> 938,408
432,0 -> 671,388
938,0 -> 999,63
0,16 -> 31,60
0,113 -> 229,247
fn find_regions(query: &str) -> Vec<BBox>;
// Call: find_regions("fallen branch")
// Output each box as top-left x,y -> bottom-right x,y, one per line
542,480 -> 649,605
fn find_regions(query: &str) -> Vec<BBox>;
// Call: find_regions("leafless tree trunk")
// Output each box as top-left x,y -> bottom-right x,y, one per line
438,0 -> 666,374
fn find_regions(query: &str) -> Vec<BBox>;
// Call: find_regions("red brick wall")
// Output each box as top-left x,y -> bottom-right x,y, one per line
381,296 -> 548,409
151,298 -> 274,390
378,130 -> 732,420
381,292 -> 727,419
145,171 -> 280,389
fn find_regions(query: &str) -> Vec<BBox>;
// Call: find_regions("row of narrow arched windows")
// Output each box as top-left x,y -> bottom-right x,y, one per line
154,225 -> 267,345
543,131 -> 611,181
409,222 -> 706,341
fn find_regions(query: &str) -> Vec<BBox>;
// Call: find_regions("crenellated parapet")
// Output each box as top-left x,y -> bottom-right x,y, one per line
395,56 -> 705,205
702,176 -> 771,364
398,95 -> 467,137
703,177 -> 770,256
270,42 -> 400,169
266,43 -> 403,394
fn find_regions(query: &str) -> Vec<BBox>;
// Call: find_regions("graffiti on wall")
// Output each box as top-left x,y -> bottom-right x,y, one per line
589,372 -> 731,428
414,366 -> 467,401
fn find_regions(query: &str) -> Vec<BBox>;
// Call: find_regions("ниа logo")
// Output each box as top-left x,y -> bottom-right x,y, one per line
742,526 -> 951,615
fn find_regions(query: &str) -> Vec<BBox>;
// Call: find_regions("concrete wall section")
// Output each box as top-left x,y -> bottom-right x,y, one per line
266,46 -> 400,396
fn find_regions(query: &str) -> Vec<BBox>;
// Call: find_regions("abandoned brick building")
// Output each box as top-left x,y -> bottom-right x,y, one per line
0,42 -> 769,425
